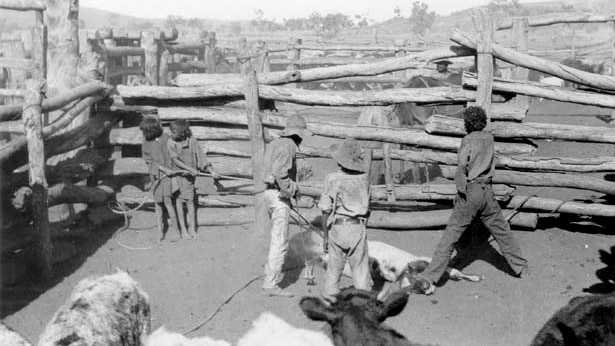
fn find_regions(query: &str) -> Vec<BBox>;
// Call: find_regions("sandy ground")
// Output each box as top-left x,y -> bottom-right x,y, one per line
1,100 -> 615,346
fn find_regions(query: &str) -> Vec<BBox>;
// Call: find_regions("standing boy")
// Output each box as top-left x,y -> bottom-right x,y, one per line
262,115 -> 311,297
319,139 -> 372,302
417,106 -> 529,295
167,119 -> 220,239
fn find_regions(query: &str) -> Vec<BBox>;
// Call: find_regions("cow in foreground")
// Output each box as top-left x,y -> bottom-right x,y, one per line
300,288 -> 430,346
37,270 -> 150,346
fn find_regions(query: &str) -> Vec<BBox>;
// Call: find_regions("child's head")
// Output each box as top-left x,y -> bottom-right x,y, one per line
170,119 -> 192,141
463,106 -> 487,133
139,115 -> 163,141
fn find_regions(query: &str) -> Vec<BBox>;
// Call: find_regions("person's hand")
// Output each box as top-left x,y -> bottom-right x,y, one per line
210,171 -> 221,179
189,168 -> 199,176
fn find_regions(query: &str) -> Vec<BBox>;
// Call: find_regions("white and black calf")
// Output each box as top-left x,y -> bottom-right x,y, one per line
341,241 -> 481,292
300,288 -> 429,346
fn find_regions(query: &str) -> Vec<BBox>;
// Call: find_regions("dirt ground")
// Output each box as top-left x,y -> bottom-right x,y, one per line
2,100 -> 615,346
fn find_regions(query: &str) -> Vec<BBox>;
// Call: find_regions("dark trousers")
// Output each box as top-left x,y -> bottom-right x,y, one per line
422,183 -> 527,284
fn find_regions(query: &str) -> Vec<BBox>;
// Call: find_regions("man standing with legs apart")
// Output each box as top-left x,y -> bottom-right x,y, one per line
262,115 -> 311,297
319,139 -> 372,302
416,106 -> 529,295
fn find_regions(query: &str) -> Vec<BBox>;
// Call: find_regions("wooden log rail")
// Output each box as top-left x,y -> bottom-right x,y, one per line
440,166 -> 615,196
117,84 -> 511,107
109,110 -> 536,156
269,57 -> 379,66
211,180 -> 615,218
497,13 -> 615,30
0,0 -> 46,11
189,206 -> 537,230
172,46 -> 475,86
294,43 -> 414,52
97,157 -> 516,202
0,81 -> 113,121
452,30 -> 615,92
425,114 -> 615,144
462,73 -> 615,109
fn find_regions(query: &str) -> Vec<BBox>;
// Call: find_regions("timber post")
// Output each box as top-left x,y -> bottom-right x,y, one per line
512,17 -> 529,108
611,20 -> 615,124
206,31 -> 216,73
383,143 -> 396,202
23,78 -> 52,280
141,30 -> 157,85
286,37 -> 301,88
472,8 -> 495,127
240,53 -> 268,237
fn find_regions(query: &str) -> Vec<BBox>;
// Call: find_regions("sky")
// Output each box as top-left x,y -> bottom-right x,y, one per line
80,0 -> 548,22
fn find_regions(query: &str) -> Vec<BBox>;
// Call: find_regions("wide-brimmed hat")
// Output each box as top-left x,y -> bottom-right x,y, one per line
280,114 -> 312,138
330,139 -> 369,173
434,59 -> 452,65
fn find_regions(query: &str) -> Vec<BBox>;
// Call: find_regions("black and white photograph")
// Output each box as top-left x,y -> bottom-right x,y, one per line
1,0 -> 615,345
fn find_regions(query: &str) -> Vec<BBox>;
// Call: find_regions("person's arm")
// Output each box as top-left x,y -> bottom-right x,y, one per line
321,211 -> 330,254
271,144 -> 296,199
455,135 -> 470,197
194,139 -> 221,178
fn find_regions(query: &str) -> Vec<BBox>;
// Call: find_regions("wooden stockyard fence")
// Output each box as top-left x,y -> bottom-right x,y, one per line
2,1 -> 615,278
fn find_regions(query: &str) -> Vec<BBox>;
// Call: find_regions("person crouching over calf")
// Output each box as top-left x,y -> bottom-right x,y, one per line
416,106 -> 529,295
262,115 -> 311,298
319,139 -> 373,302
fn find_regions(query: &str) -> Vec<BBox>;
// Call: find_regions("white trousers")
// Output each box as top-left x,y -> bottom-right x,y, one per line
263,189 -> 291,289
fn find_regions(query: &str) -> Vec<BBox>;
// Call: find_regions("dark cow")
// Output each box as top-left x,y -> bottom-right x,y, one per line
300,288 -> 430,346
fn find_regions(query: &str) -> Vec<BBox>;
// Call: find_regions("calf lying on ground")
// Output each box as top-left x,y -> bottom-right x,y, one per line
37,270 -> 151,346
300,288 -> 429,346
335,240 -> 481,292
530,293 -> 615,346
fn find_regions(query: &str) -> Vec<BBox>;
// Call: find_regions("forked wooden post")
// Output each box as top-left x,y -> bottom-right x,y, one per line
472,8 -> 494,128
240,58 -> 268,237
206,31 -> 216,73
23,79 -> 52,280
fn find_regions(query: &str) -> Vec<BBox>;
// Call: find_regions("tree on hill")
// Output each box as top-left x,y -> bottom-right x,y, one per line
487,0 -> 528,18
165,15 -> 185,29
409,1 -> 435,36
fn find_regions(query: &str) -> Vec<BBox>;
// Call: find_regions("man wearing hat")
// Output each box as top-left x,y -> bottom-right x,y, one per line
434,59 -> 452,74
262,114 -> 311,297
318,139 -> 372,302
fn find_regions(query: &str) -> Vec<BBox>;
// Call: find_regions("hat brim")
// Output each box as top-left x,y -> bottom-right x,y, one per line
280,127 -> 312,138
331,150 -> 369,173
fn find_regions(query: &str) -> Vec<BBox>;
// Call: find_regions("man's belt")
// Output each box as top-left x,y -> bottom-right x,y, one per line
334,216 -> 365,225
